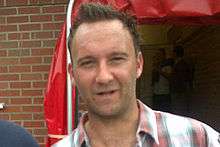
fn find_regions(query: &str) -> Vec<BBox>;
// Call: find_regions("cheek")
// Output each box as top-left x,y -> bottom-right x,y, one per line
74,70 -> 94,93
114,64 -> 136,83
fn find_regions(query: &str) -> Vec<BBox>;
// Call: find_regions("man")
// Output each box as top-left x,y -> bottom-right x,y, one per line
152,48 -> 173,113
53,3 -> 219,147
171,45 -> 194,116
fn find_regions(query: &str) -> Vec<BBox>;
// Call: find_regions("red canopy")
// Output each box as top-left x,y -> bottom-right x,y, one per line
71,0 -> 220,25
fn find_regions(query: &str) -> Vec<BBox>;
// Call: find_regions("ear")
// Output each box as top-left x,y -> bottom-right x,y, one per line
136,52 -> 144,79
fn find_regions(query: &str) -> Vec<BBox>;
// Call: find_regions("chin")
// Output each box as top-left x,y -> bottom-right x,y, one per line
92,105 -> 125,119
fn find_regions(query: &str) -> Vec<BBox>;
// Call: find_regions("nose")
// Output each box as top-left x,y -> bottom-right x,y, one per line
95,61 -> 113,84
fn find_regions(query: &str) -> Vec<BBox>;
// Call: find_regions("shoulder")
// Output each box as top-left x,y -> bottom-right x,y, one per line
0,120 -> 39,147
52,129 -> 77,147
52,128 -> 84,147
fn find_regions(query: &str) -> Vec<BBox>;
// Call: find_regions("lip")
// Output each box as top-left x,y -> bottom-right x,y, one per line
95,89 -> 118,95
93,89 -> 119,98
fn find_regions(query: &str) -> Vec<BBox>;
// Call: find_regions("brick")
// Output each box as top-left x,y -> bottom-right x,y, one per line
0,66 -> 8,73
24,121 -> 45,127
0,114 -> 9,120
8,49 -> 30,56
33,97 -> 44,104
0,90 -> 20,96
8,32 -> 30,40
21,73 -> 42,80
32,65 -> 50,72
42,22 -> 63,30
0,74 -> 19,81
33,113 -> 44,120
42,40 -> 56,47
0,58 -> 19,65
6,0 -> 28,6
0,41 -> 18,49
8,33 -> 20,40
54,0 -> 67,4
0,82 -> 9,89
0,98 -> 9,103
11,114 -> 32,120
0,25 -> 17,32
29,0 -> 52,4
43,6 -> 65,13
31,48 -> 53,56
18,7 -> 40,14
0,0 -> 4,6
0,50 -> 7,56
10,82 -> 31,88
31,32 -> 53,39
40,143 -> 46,147
44,73 -> 48,80
54,31 -> 61,38
0,17 -> 6,24
20,41 -> 41,48
54,14 -> 66,21
0,66 -> 7,73
9,65 -> 31,73
0,34 -> 6,41
3,106 -> 22,113
11,98 -> 32,104
20,57 -> 42,64
35,136 -> 46,144
0,8 -> 17,16
7,16 -> 29,24
33,128 -> 47,135
19,24 -> 41,31
39,0 -> 53,4
22,90 -> 42,96
23,106 -> 43,112
43,57 -> 52,63
30,15 -> 52,22
33,81 -> 46,88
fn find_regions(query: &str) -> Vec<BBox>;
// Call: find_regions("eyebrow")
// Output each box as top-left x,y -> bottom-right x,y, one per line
109,51 -> 129,58
77,56 -> 96,65
77,51 -> 129,63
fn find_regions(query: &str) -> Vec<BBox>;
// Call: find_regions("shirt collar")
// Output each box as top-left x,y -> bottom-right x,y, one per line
77,100 -> 159,146
77,113 -> 90,146
136,100 -> 159,144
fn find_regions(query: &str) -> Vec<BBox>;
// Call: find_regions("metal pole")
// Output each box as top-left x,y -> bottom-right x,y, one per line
66,0 -> 75,135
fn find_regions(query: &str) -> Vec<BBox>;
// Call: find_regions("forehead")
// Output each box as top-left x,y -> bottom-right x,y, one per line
72,20 -> 134,53
74,19 -> 129,40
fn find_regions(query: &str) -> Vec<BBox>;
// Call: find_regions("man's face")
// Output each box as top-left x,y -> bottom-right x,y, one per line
71,20 -> 143,118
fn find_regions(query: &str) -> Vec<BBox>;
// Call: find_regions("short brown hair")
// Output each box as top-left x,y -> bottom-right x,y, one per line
68,2 -> 140,57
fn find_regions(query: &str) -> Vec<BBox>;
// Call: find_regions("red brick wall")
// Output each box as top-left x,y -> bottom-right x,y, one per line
0,1 -> 68,146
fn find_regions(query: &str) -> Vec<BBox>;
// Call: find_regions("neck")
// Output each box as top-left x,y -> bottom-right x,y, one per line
85,100 -> 139,146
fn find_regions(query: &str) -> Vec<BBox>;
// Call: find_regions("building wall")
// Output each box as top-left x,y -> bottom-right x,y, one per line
0,1 -> 68,146
185,26 -> 220,131
138,26 -> 220,131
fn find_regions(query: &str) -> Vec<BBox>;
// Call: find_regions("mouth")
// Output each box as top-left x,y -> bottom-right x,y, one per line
96,90 -> 116,96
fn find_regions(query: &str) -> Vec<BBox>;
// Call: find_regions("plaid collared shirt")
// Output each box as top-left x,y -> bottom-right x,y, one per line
53,100 -> 219,147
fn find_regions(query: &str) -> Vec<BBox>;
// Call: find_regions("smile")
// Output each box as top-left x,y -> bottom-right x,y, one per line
97,90 -> 116,96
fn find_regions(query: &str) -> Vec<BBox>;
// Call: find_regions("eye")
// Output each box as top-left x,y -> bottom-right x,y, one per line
78,60 -> 96,68
109,56 -> 126,64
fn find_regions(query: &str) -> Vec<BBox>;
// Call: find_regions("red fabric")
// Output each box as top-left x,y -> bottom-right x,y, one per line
71,0 -> 220,24
44,23 -> 76,147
